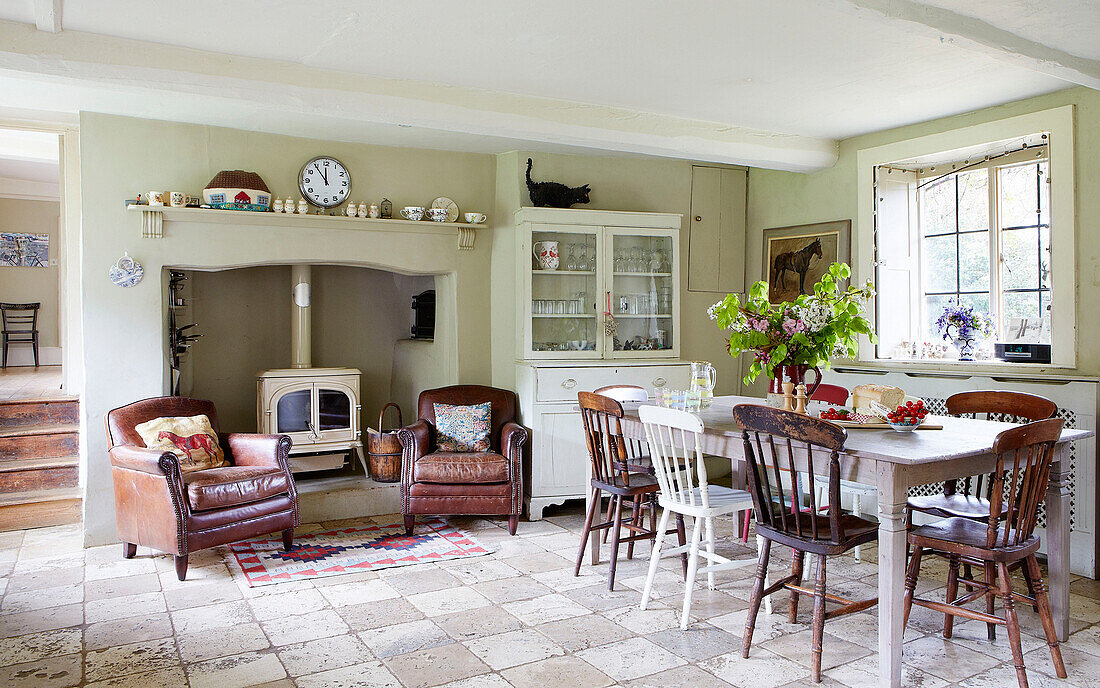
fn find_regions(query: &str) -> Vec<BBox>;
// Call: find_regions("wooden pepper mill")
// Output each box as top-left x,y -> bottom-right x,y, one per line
794,383 -> 809,415
781,382 -> 795,411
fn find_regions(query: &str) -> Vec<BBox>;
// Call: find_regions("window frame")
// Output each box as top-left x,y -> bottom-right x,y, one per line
855,105 -> 1076,368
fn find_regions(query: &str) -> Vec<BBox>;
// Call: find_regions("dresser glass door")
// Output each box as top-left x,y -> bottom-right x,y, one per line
528,225 -> 601,358
606,229 -> 677,356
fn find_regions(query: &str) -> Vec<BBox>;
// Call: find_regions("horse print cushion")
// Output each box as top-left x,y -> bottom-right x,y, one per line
135,414 -> 226,472
433,402 -> 492,453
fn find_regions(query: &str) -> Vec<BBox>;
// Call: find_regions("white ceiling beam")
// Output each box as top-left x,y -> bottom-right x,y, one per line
33,0 -> 61,33
843,0 -> 1100,90
0,20 -> 837,172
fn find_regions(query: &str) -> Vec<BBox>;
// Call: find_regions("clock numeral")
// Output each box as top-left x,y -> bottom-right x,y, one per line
342,181 -> 348,186
339,171 -> 345,177
307,187 -> 313,193
323,161 -> 329,166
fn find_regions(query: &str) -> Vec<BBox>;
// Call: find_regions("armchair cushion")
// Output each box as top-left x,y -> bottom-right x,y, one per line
184,466 -> 288,511
136,414 -> 226,472
412,452 -> 509,484
433,402 -> 492,452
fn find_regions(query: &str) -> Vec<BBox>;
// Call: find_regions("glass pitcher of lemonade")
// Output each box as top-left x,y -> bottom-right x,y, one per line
689,361 -> 716,406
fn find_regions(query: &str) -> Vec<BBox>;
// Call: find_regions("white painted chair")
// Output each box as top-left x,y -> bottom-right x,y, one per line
638,405 -> 760,629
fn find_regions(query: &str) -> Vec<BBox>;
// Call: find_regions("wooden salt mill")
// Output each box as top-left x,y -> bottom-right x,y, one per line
794,383 -> 809,415
781,381 -> 795,412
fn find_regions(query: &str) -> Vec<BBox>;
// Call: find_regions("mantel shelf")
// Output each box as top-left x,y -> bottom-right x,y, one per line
128,204 -> 484,250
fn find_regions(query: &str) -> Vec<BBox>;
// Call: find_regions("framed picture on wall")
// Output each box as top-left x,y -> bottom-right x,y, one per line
762,220 -> 851,303
0,232 -> 49,268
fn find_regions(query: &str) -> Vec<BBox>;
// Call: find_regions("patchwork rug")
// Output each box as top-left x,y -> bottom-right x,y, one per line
228,518 -> 492,586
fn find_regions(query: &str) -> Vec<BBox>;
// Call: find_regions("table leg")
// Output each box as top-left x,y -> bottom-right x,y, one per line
877,463 -> 908,688
1046,442 -> 1072,641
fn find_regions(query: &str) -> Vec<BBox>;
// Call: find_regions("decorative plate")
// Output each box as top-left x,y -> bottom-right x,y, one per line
109,253 -> 144,288
431,197 -> 459,222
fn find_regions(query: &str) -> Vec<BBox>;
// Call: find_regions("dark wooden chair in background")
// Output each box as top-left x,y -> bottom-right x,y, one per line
734,404 -> 878,683
575,391 -> 681,590
906,390 -> 1058,637
1,302 -> 40,367
902,418 -> 1067,688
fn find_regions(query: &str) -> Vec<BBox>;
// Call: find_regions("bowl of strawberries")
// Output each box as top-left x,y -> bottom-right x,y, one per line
886,399 -> 927,432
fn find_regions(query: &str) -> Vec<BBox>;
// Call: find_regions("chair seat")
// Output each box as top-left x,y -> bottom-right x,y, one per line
184,466 -> 289,511
758,510 -> 879,555
592,472 -> 659,495
908,517 -> 1040,562
907,493 -> 1007,520
412,451 -> 509,484
659,484 -> 754,515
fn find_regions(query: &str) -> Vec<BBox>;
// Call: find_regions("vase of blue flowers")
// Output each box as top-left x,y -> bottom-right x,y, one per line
936,303 -> 994,361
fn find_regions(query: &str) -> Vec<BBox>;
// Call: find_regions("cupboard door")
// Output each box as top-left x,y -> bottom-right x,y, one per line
533,406 -> 589,496
603,227 -> 679,358
688,166 -> 747,293
524,223 -> 603,359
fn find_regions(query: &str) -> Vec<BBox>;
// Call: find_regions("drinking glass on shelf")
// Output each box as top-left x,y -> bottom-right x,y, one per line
566,244 -> 578,271
532,299 -> 541,314
637,294 -> 650,315
577,244 -> 588,271
630,247 -> 642,272
614,248 -> 626,272
654,248 -> 668,273
553,300 -> 564,314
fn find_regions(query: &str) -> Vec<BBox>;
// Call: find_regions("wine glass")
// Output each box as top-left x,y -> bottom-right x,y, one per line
565,244 -> 578,271
630,247 -> 642,273
577,244 -> 588,271
614,248 -> 626,272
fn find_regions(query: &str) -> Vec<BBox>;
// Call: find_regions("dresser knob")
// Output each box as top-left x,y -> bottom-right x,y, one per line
653,377 -> 667,387
561,378 -> 577,389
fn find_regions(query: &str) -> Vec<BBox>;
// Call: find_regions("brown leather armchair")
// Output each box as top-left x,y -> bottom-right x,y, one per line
106,396 -> 299,580
398,385 -> 527,535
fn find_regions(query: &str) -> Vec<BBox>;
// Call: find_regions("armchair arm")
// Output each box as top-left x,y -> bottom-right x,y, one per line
500,421 -> 529,462
223,433 -> 291,470
108,444 -> 179,476
397,420 -> 433,460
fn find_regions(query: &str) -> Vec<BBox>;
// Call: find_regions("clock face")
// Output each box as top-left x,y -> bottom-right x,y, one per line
299,156 -> 351,208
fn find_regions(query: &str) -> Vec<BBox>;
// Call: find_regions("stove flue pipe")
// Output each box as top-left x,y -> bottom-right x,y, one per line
291,265 -> 311,368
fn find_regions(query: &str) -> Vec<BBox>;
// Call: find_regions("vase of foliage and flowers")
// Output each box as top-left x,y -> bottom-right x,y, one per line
708,262 -> 875,402
936,303 -> 994,361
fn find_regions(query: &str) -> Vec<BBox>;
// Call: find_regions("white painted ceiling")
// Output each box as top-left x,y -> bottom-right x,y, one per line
0,1 -> 1094,171
0,128 -> 58,183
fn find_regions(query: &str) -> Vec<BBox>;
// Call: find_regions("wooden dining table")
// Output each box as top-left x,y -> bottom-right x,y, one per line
615,394 -> 1092,688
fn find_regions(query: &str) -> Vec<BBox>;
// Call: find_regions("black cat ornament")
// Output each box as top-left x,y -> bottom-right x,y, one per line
526,158 -> 591,208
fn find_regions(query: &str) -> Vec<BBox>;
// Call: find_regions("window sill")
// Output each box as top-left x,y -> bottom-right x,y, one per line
839,359 -> 1096,382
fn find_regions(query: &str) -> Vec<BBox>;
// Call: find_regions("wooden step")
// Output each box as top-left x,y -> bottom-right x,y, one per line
0,456 -> 79,493
0,398 -> 79,429
0,487 -> 81,531
0,424 -> 79,460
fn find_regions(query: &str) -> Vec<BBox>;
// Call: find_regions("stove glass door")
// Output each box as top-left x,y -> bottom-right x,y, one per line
318,388 -> 352,430
276,388 -> 312,433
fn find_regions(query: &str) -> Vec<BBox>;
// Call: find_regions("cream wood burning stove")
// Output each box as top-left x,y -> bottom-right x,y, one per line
257,266 -> 367,474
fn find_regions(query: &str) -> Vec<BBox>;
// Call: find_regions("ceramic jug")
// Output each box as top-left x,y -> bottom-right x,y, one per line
532,241 -> 559,270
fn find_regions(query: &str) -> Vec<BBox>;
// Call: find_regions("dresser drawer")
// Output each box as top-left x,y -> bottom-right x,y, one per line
534,364 -> 690,403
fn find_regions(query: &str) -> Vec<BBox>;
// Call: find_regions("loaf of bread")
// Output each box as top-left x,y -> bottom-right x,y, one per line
851,384 -> 905,413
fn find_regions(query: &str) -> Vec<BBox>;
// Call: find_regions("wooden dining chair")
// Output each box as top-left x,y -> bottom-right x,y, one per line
810,383 -> 849,406
1,302 -> 40,368
639,404 -> 758,629
575,391 -> 674,590
734,404 -> 878,683
903,418 -> 1066,688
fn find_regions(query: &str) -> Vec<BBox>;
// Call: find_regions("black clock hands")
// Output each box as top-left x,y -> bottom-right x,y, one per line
313,162 -> 329,185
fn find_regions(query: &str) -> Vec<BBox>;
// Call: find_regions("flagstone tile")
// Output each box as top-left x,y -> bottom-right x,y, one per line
278,633 -> 370,677
533,613 -> 635,652
359,619 -> 451,658
530,566 -> 607,592
85,557 -> 157,581
1025,644 -> 1100,688
85,637 -> 179,682
501,551 -> 572,574
6,565 -> 83,593
408,586 -> 491,617
84,666 -> 189,688
492,536 -> 551,558
566,583 -> 649,612
646,624 -> 741,662
760,628 -> 873,671
248,587 -> 329,620
501,654 -> 613,687
338,597 -> 425,631
447,559 -> 521,585
0,603 -> 82,638
383,642 -> 490,688
186,651 -> 287,688
318,578 -> 399,607
84,613 -> 174,651
502,592 -> 591,625
84,573 -> 161,602
439,674 -> 515,688
471,575 -> 553,604
262,608 -> 350,646
296,660 -> 402,688
465,628 -> 566,670
624,664 -> 736,688
575,636 -> 686,682
824,654 -> 949,688
602,602 -> 681,634
0,582 -> 83,614
435,605 -> 524,641
164,579 -> 242,610
0,628 -> 81,667
0,652 -> 82,688
170,600 -> 254,635
701,647 -> 810,688
177,622 -> 270,662
311,570 -> 380,587
85,590 -> 166,623
901,635 -> 1002,683
379,566 -> 460,595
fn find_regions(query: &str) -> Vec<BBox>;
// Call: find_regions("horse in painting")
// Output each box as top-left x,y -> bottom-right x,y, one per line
772,238 -> 823,295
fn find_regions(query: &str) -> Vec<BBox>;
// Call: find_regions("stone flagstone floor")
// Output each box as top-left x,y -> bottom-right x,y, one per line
2,502 -> 1100,687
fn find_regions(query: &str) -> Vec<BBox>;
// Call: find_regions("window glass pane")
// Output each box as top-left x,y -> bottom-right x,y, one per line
921,234 -> 957,292
958,292 -> 990,315
1039,227 -> 1051,289
999,164 -> 1039,228
923,294 -> 954,341
957,169 -> 988,232
1002,291 -> 1041,323
1001,227 -> 1040,290
1039,160 -> 1050,226
958,231 -> 989,291
919,176 -> 955,235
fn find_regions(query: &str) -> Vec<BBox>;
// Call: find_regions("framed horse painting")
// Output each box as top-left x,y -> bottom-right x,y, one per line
762,220 -> 851,303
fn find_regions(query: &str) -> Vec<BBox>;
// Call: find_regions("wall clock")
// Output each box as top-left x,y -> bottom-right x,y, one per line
298,156 -> 351,209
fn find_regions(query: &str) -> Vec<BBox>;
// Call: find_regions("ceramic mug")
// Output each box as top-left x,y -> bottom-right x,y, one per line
145,191 -> 165,206
169,191 -> 185,207
368,204 -> 380,218
427,208 -> 449,222
464,212 -> 486,224
401,206 -> 425,221
532,240 -> 560,270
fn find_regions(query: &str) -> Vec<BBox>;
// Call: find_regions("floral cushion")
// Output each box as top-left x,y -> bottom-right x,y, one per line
433,402 -> 492,453
135,414 -> 227,472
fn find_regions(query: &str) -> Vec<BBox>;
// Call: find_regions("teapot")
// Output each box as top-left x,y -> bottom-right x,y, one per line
689,361 -> 716,405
